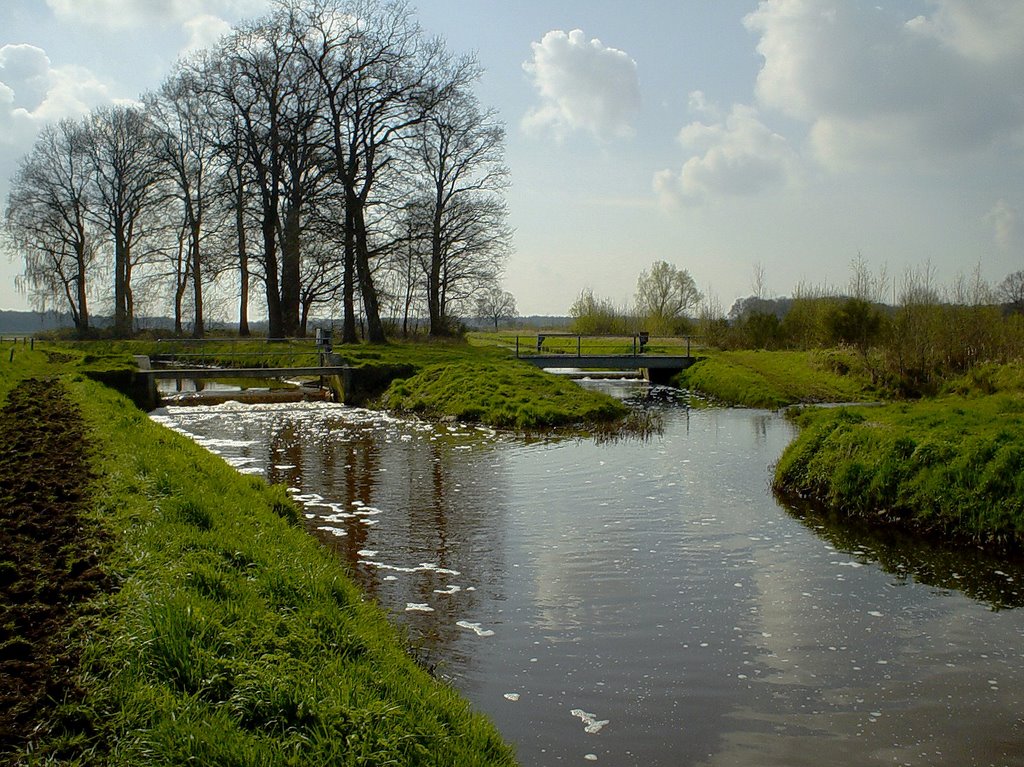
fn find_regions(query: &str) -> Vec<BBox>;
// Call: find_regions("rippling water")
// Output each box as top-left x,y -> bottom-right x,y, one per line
151,388 -> 1024,767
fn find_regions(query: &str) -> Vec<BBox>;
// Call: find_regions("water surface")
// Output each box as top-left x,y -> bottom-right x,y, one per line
152,390 -> 1024,766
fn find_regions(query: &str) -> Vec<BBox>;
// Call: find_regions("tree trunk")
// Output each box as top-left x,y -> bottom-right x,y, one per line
191,221 -> 204,338
351,202 -> 386,344
113,225 -> 129,336
235,167 -> 250,337
76,241 -> 89,332
280,205 -> 301,337
428,201 -> 444,336
263,215 -> 283,339
341,202 -> 358,344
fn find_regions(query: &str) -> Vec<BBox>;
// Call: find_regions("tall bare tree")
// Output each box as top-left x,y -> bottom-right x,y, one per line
288,0 -> 448,343
4,119 -> 95,331
411,72 -> 509,335
147,62 -> 227,337
85,105 -> 165,335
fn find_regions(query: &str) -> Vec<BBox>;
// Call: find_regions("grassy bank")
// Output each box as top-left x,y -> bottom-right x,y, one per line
58,337 -> 629,429
773,363 -> 1024,546
380,360 -> 627,428
1,347 -> 516,765
674,350 -> 880,408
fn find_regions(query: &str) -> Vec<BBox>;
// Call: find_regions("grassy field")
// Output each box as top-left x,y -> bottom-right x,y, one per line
674,349 -> 881,408
0,344 -> 517,766
773,362 -> 1024,546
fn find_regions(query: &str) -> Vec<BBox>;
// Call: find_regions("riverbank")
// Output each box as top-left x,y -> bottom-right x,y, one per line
773,362 -> 1024,546
58,338 -> 629,429
0,348 -> 516,765
673,349 -> 880,408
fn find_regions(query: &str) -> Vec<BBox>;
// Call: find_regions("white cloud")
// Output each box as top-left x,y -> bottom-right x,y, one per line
522,29 -> 640,141
44,0 -> 267,30
985,199 -> 1018,251
743,0 -> 1024,169
0,44 -> 117,147
655,103 -> 799,206
183,14 -> 233,52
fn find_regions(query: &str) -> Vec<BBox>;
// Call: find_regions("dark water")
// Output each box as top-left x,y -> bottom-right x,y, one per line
151,387 -> 1024,767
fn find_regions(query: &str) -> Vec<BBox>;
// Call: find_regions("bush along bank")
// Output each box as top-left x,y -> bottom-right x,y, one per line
3,353 -> 515,765
772,374 -> 1024,547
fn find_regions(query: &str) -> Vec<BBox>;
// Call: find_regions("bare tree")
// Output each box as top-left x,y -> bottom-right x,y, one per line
997,270 -> 1024,314
4,119 -> 95,331
410,67 -> 509,336
85,105 -> 165,335
289,0 -> 449,344
147,62 -> 229,337
476,284 -> 516,330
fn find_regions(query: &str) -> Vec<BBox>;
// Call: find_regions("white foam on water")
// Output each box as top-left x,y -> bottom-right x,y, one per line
406,603 -> 434,612
316,526 -> 346,537
571,709 -> 609,735
357,550 -> 378,558
434,585 -> 461,595
503,693 -> 520,702
456,620 -> 495,637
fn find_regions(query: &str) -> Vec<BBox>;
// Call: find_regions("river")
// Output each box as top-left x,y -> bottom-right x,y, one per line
151,383 -> 1024,766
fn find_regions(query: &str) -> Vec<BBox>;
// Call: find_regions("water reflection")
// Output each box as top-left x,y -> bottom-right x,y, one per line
782,498 -> 1024,610
152,397 -> 1024,767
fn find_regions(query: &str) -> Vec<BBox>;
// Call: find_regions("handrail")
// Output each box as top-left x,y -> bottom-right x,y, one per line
515,334 -> 695,359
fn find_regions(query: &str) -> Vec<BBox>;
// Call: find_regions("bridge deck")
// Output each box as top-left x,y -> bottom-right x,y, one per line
146,366 -> 349,379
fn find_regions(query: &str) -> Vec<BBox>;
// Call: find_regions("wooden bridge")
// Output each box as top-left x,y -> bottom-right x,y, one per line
514,334 -> 699,384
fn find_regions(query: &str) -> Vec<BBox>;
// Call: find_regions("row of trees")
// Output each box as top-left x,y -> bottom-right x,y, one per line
708,264 -> 1024,393
3,0 -> 511,341
570,259 -> 1024,394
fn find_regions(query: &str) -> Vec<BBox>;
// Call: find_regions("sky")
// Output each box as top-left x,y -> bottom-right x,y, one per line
1,0 -> 1022,317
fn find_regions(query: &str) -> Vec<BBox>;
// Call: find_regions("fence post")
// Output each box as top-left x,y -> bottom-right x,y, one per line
515,336 -> 519,358
577,335 -> 581,357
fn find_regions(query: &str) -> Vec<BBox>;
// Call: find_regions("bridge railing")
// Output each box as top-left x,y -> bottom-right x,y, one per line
514,334 -> 695,359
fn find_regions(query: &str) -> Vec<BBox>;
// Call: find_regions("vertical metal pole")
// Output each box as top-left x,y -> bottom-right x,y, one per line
633,335 -> 637,357
577,335 -> 581,357
516,336 -> 519,358
687,336 -> 691,357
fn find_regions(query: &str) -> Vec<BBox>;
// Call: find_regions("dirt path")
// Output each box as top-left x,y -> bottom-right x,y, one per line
0,378 -> 108,760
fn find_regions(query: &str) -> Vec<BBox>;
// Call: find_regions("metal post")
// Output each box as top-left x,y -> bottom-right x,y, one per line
577,335 -> 581,357
633,335 -> 637,357
516,336 -> 519,358
687,336 -> 691,357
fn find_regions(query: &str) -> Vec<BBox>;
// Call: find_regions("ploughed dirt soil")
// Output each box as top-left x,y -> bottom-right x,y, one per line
0,378 -> 108,762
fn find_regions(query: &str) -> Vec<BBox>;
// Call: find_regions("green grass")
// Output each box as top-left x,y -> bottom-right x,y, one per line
380,360 -> 628,429
54,337 -> 629,430
7,351 -> 516,766
675,349 -> 880,408
774,363 -> 1024,545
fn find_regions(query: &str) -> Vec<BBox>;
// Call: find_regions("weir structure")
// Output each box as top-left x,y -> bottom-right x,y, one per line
514,333 -> 699,385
